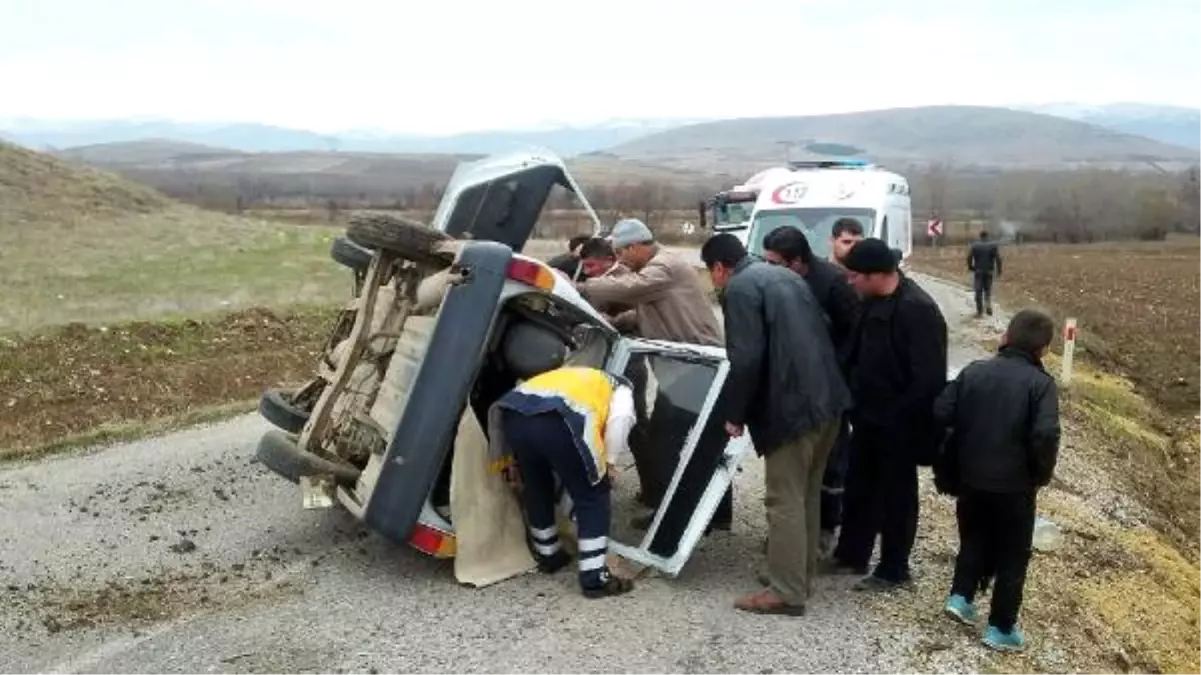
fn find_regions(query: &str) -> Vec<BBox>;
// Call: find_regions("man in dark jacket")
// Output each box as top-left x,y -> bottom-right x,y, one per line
547,235 -> 592,280
700,233 -> 852,616
828,238 -> 948,592
762,226 -> 860,369
967,230 -> 1002,317
761,225 -> 861,556
933,309 -> 1060,652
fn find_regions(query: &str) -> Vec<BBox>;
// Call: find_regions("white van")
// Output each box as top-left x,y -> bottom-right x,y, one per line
708,160 -> 913,264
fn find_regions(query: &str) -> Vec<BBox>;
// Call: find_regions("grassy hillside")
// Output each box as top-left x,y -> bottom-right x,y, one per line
601,105 -> 1199,173
0,141 -> 347,332
1,140 -> 171,222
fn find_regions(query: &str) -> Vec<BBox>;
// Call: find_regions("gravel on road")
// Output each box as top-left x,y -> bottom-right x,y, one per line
0,275 -> 989,674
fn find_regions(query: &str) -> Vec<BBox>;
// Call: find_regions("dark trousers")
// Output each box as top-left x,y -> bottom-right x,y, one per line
503,410 -> 612,589
820,416 -> 852,531
625,355 -> 650,426
630,391 -> 733,525
833,424 -> 919,581
951,489 -> 1036,632
972,272 -> 995,315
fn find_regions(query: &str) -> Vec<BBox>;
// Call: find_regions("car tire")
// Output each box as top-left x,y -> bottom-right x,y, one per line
346,213 -> 453,268
330,236 -> 373,273
258,388 -> 310,434
255,430 -> 362,484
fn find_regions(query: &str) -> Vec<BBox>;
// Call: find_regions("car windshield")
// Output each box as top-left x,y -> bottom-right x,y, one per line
746,207 -> 877,260
713,199 -> 755,229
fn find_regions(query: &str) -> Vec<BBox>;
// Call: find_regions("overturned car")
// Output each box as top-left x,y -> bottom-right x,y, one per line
254,150 -> 753,582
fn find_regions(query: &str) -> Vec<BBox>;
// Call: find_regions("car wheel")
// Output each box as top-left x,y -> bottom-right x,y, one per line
255,430 -> 362,484
346,213 -> 454,268
330,236 -> 373,273
258,388 -> 311,434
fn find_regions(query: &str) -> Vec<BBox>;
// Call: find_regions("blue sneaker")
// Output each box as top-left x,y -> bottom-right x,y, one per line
944,594 -> 979,625
982,624 -> 1027,652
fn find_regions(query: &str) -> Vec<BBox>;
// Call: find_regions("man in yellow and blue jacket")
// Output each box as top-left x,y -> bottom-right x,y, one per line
487,365 -> 637,598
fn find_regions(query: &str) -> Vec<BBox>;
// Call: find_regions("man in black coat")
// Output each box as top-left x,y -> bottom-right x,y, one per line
700,233 -> 852,616
967,230 -> 1002,317
827,238 -> 948,592
761,225 -> 861,556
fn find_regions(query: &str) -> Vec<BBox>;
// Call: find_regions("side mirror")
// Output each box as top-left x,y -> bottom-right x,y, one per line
697,200 -> 708,229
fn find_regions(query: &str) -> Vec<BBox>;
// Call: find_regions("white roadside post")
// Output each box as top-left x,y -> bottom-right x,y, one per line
1061,318 -> 1078,385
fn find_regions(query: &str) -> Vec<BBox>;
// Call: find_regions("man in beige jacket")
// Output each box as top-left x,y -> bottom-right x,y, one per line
577,219 -> 732,533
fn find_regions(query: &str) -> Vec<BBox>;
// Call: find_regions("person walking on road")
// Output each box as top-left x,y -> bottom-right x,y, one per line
700,233 -> 851,616
761,226 -> 861,556
488,365 -> 638,599
967,230 -> 1002,317
577,219 -> 731,532
933,309 -> 1061,652
827,238 -> 948,592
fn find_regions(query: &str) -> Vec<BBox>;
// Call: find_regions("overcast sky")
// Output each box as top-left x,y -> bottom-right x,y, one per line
1,0 -> 1198,134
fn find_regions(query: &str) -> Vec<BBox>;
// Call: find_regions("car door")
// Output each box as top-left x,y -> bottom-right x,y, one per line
603,338 -> 754,578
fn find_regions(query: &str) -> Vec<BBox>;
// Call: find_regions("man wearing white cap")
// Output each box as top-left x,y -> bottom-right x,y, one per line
577,218 -> 731,532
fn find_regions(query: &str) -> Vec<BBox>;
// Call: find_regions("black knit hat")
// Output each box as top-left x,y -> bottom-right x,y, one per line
843,238 -> 898,274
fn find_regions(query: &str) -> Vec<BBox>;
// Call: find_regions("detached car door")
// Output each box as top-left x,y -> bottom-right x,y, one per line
604,338 -> 754,578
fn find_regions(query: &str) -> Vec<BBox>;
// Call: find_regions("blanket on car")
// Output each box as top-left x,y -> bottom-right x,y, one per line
450,408 -> 578,587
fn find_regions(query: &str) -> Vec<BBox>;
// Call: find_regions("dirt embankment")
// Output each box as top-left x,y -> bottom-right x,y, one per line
0,307 -> 337,458
911,245 -> 1200,674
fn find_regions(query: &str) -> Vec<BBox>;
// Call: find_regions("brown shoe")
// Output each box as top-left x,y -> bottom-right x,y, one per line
734,589 -> 806,616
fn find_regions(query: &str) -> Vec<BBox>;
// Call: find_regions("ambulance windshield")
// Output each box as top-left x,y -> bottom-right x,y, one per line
747,207 -> 876,260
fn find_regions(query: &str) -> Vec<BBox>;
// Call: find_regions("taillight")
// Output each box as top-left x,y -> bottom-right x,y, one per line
506,258 -> 556,291
409,522 -> 457,558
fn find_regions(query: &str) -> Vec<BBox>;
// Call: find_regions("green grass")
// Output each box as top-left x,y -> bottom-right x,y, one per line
1,207 -> 351,332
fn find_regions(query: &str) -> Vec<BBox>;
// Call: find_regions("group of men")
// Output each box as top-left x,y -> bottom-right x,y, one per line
489,216 -> 1060,652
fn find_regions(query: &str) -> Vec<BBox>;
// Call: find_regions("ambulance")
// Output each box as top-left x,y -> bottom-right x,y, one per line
700,159 -> 913,264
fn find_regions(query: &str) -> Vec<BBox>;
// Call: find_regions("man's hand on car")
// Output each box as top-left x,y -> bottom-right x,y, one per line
725,422 -> 744,438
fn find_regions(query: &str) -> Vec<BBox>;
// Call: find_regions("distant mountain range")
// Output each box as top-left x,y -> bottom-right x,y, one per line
0,117 -> 706,157
1009,103 -> 1199,150
596,105 -> 1198,173
5,104 -> 1196,181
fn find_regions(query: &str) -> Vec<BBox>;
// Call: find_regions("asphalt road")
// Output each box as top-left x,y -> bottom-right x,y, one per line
0,274 -> 989,674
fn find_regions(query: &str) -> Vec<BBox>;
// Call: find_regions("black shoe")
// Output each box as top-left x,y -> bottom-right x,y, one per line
581,570 -> 634,599
986,307 -> 994,316
818,558 -> 869,576
852,573 -> 913,592
634,491 -> 659,509
536,550 -> 570,574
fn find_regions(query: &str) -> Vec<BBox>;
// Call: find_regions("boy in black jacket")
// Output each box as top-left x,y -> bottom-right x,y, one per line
932,309 -> 1061,652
